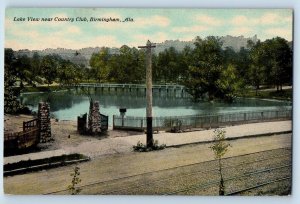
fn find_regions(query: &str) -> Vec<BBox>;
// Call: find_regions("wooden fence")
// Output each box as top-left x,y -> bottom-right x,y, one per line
4,118 -> 40,151
113,109 -> 292,132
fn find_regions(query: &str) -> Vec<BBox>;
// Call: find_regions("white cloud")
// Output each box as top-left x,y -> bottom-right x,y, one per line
264,28 -> 292,41
231,15 -> 258,26
195,14 -> 222,26
172,25 -> 208,33
231,12 -> 293,26
94,15 -> 170,30
260,13 -> 279,24
135,15 -> 170,27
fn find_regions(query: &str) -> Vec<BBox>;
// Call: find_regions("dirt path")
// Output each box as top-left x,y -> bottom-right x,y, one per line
4,133 -> 291,195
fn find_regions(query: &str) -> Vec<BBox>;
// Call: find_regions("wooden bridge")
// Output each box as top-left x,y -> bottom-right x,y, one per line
65,83 -> 187,93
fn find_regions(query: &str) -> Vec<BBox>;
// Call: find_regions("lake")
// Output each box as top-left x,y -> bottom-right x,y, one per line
20,88 -> 292,126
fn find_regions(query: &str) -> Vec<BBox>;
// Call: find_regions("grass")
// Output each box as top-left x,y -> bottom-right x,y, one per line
4,153 -> 89,176
238,88 -> 292,101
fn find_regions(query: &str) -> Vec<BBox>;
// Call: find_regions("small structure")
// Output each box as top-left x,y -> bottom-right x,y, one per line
77,100 -> 108,135
77,113 -> 87,134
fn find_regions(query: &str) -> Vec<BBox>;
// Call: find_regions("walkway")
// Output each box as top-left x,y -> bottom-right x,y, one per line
4,120 -> 292,164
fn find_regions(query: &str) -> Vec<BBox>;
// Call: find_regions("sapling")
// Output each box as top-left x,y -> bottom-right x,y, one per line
67,165 -> 82,195
210,129 -> 231,195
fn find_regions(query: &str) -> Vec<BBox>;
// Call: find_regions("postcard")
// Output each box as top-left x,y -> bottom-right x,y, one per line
4,8 -> 293,195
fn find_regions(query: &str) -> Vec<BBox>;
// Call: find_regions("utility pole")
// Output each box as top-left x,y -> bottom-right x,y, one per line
138,40 -> 156,148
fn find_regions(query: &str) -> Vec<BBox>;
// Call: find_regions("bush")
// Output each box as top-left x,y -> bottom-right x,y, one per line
133,140 -> 166,152
163,118 -> 182,133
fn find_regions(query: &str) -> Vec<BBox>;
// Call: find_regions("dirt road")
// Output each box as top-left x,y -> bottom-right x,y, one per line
4,133 -> 291,195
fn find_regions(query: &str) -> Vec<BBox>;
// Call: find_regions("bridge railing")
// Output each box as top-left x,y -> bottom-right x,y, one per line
112,109 -> 292,132
65,83 -> 186,89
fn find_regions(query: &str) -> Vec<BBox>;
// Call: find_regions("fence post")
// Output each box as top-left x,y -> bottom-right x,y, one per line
261,112 -> 264,121
276,111 -> 279,119
141,119 -> 143,128
244,113 -> 247,121
23,121 -> 26,132
113,115 -> 115,130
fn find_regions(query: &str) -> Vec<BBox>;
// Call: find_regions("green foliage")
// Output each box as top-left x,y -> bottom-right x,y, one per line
4,35 -> 293,109
210,129 -> 231,159
209,129 -> 231,195
4,48 -> 90,114
238,88 -> 292,101
4,49 -> 24,114
90,48 -> 110,83
216,64 -> 243,102
184,36 -> 224,101
248,37 -> 292,93
40,55 -> 59,86
67,166 -> 82,195
133,140 -> 166,152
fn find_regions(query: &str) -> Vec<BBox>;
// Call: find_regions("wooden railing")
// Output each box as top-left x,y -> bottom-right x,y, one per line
65,83 -> 186,90
5,118 -> 40,150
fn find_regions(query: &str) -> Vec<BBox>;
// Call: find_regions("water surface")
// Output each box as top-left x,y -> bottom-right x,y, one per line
20,88 -> 292,126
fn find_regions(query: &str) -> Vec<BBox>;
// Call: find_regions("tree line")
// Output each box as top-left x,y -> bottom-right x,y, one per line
89,36 -> 292,101
4,36 -> 292,113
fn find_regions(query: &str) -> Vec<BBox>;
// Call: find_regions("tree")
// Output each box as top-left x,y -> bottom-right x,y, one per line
178,46 -> 193,83
216,64 -> 243,102
249,41 -> 266,95
57,61 -> 77,85
40,55 -> 59,86
184,36 -> 223,101
263,37 -> 292,90
90,47 -> 110,83
157,47 -> 181,83
210,129 -> 231,195
4,49 -> 30,113
235,47 -> 251,84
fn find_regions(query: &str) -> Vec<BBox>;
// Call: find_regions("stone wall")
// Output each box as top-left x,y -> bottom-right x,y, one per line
38,102 -> 51,142
88,101 -> 101,135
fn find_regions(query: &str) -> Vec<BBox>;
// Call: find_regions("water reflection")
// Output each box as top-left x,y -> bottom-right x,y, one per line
20,88 -> 292,125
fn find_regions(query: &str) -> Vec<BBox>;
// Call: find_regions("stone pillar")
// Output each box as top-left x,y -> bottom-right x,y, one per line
38,102 -> 51,143
88,101 -> 101,135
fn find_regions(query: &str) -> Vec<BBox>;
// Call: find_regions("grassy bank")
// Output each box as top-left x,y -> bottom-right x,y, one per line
238,88 -> 292,101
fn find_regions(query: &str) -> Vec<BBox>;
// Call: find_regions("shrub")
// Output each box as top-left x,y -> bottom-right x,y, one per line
133,140 -> 166,152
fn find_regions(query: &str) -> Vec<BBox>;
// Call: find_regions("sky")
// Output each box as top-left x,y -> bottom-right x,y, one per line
5,8 -> 293,50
